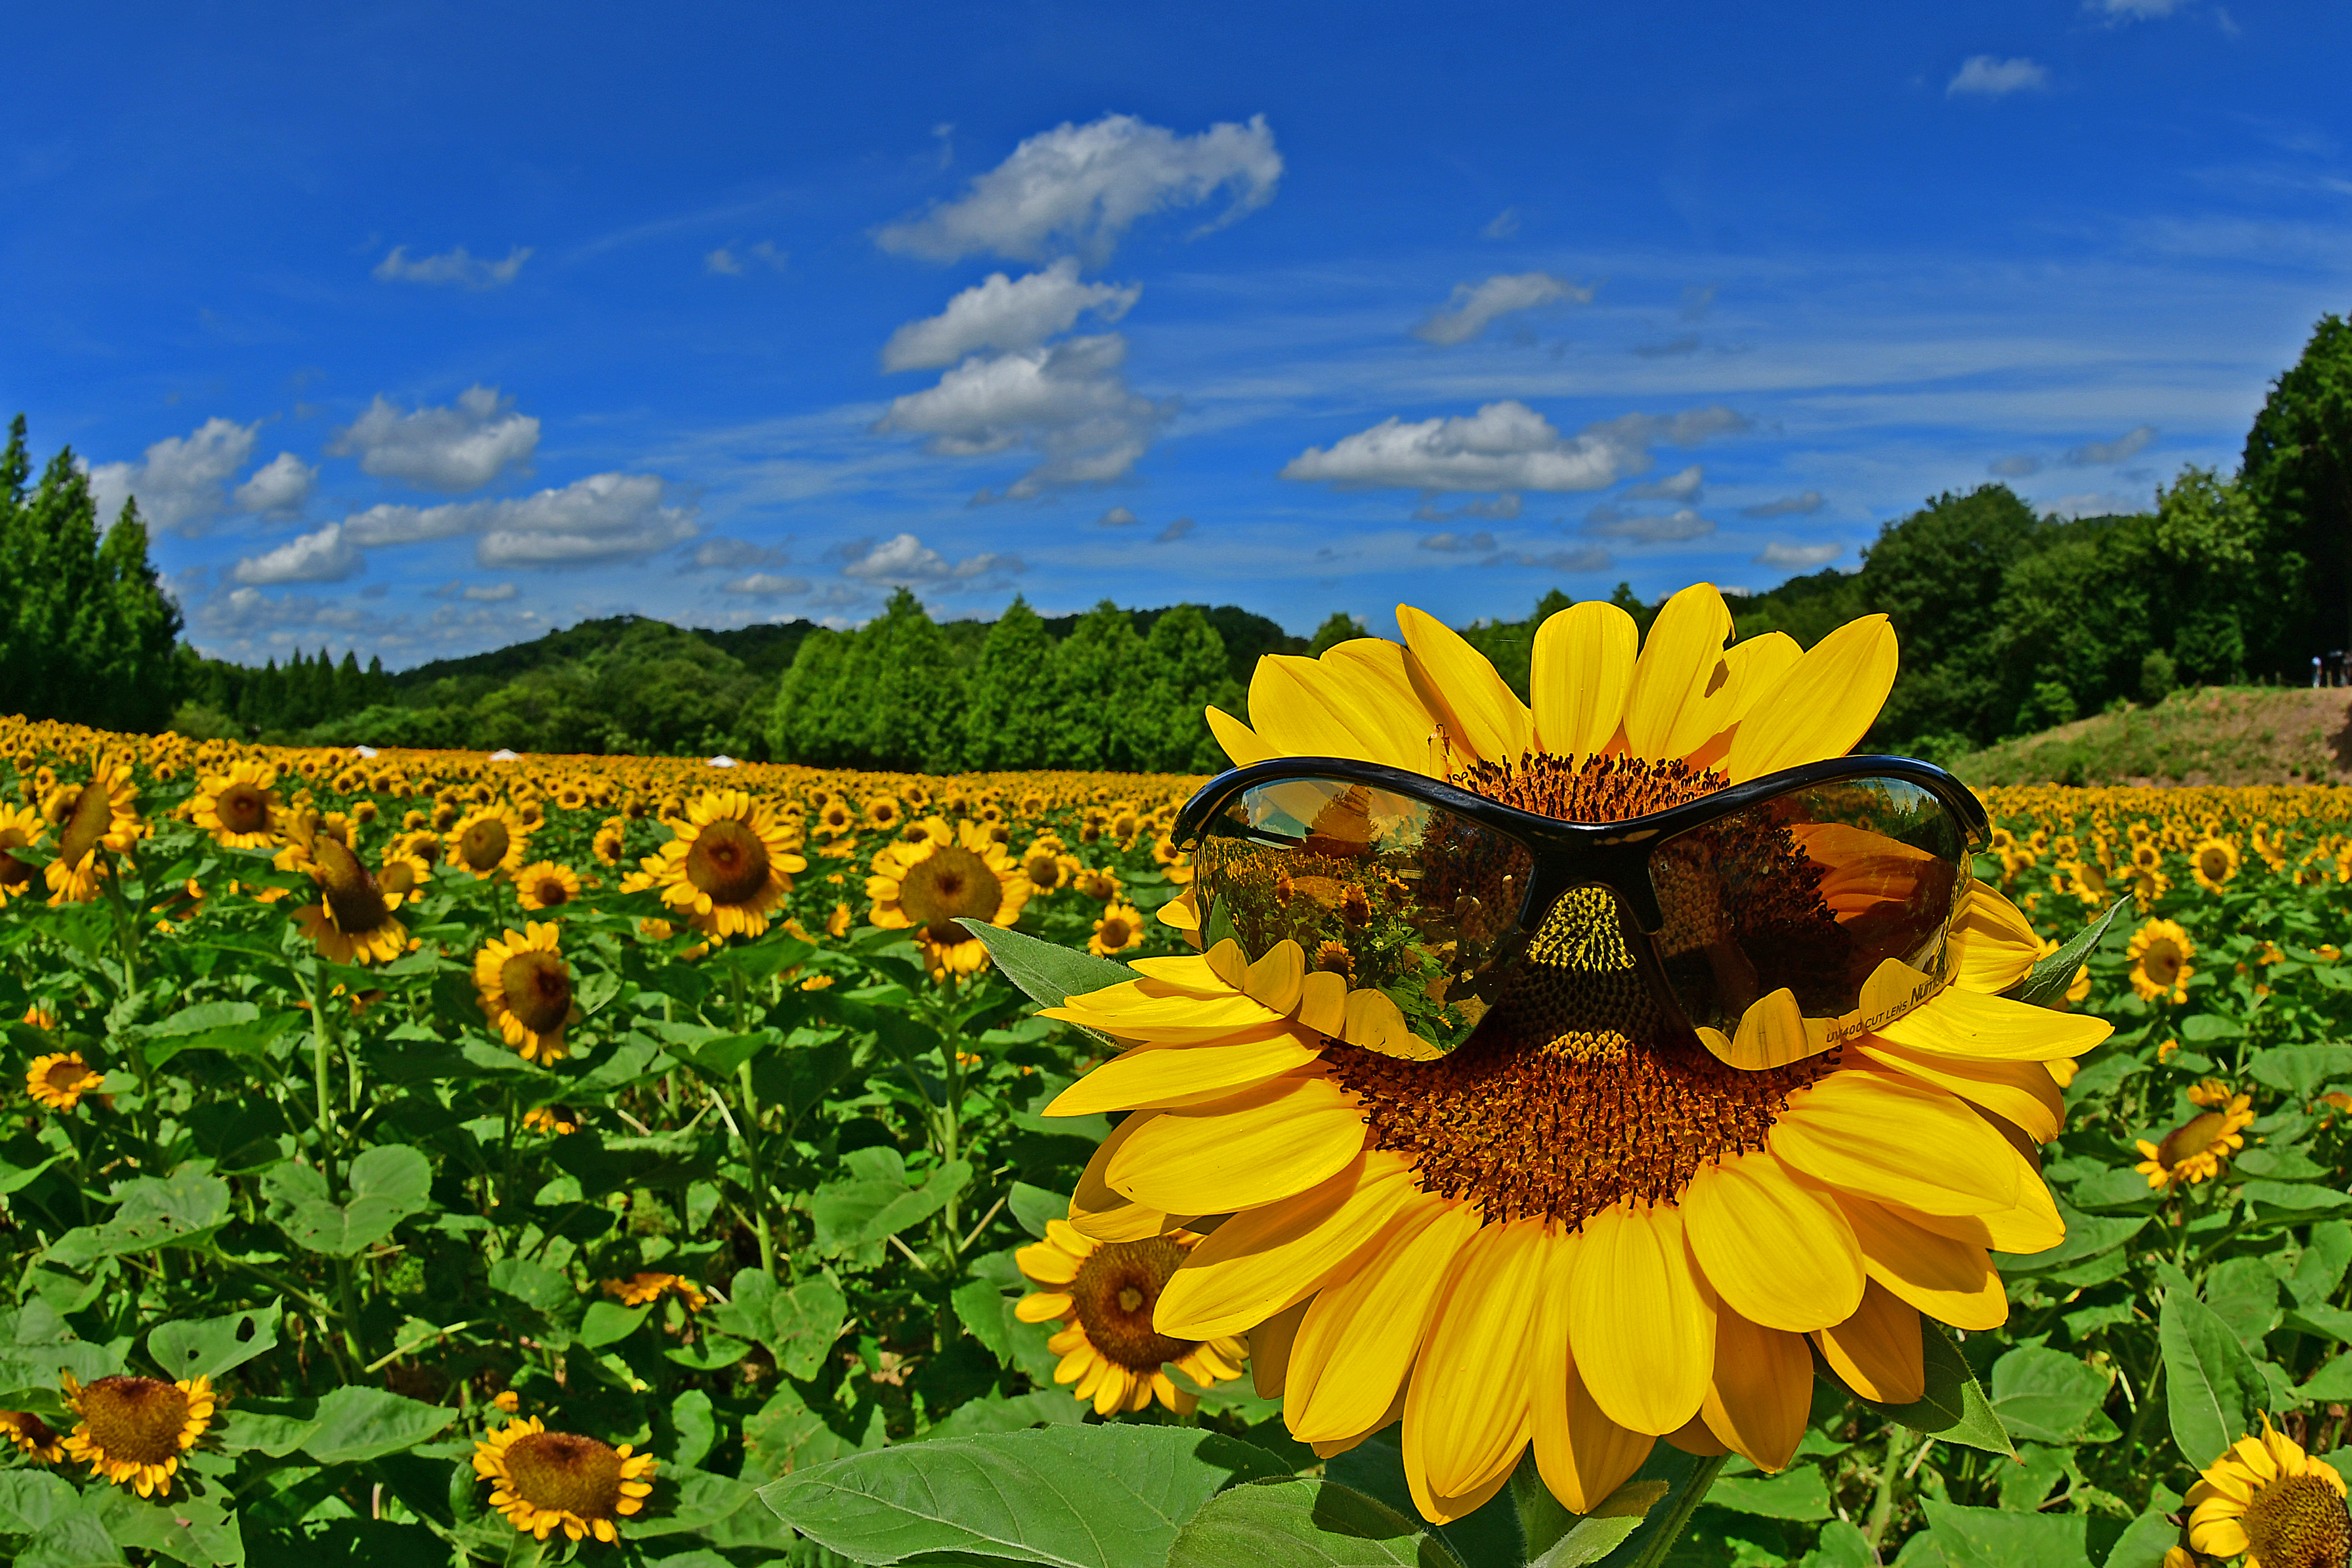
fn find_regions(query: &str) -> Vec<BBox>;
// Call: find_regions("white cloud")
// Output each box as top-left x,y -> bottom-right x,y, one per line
876,113 -> 1281,265
372,244 -> 532,288
1585,507 -> 1716,543
721,572 -> 810,596
1097,505 -> 1140,527
1626,464 -> 1703,502
688,537 -> 789,571
328,386 -> 540,493
1280,401 -> 1747,496
1482,208 -> 1521,240
464,582 -> 518,602
338,472 -> 696,567
876,333 -> 1169,499
1412,272 -> 1590,346
1419,531 -> 1497,553
1754,542 -> 1845,569
233,522 -> 363,585
1947,56 -> 2049,98
838,532 -> 1024,585
705,240 -> 787,275
1740,491 -> 1824,518
85,417 -> 259,534
2066,425 -> 2156,465
1155,516 -> 1195,543
882,259 -> 1141,372
2096,0 -> 2185,17
232,451 -> 317,516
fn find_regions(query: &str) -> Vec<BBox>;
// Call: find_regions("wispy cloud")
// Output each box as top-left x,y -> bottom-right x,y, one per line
1947,56 -> 2049,99
372,244 -> 532,288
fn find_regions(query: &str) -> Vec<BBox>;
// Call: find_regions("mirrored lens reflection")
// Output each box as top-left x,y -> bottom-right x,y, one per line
1648,776 -> 1963,1034
1194,778 -> 1534,1053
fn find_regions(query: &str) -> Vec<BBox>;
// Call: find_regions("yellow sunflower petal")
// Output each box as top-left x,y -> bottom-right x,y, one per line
1206,706 -> 1277,767
1014,1237 -> 1082,1283
1015,1291 -> 1073,1322
1850,1044 -> 2064,1146
1814,1281 -> 1925,1404
1836,1195 -> 2007,1331
1568,1202 -> 1717,1436
1250,656 -> 1422,770
1041,983 -> 1286,1044
1622,583 -> 1733,761
1701,1308 -> 1814,1472
1249,1298 -> 1311,1400
1950,881 -> 2042,995
1682,1151 -> 1866,1333
1153,1152 -> 1419,1338
1286,1196 -> 1482,1444
1723,614 -> 1898,783
1106,1072 -> 1367,1215
1070,1112 -> 1184,1242
1045,1026 -> 1324,1116
1315,639 -> 1452,778
1395,605 -> 1532,767
1768,1070 -> 2022,1219
1530,600 -> 1638,761
2189,1517 -> 2253,1559
1871,985 -> 2111,1063
1403,1219 -> 1548,1524
1720,632 -> 1802,725
1530,1231 -> 1654,1513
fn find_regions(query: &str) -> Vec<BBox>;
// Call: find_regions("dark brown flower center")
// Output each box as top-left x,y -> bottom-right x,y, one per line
2142,939 -> 2185,983
81,1377 -> 190,1466
43,1058 -> 94,1093
460,819 -> 511,871
898,846 -> 1001,942
1070,1238 -> 1199,1371
0,844 -> 30,889
1024,853 -> 1063,889
685,819 -> 770,903
2244,1472 -> 2352,1568
1098,915 -> 1133,947
500,951 -> 573,1033
503,1430 -> 625,1520
532,875 -> 569,906
216,783 -> 271,834
5,1410 -> 60,1449
1325,755 -> 1834,1229
313,836 -> 391,932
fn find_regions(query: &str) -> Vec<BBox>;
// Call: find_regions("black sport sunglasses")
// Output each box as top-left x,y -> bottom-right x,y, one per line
1174,754 -> 1990,1057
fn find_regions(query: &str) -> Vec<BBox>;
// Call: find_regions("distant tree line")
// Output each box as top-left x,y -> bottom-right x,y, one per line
0,416 -> 182,733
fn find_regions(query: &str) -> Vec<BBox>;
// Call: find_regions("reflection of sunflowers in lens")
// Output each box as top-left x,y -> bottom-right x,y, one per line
475,923 -> 578,1064
1043,584 -> 2109,1525
2185,1416 -> 2350,1567
2136,1085 -> 2253,1191
2191,836 -> 2240,894
289,828 -> 411,965
59,1371 -> 215,1498
1015,1222 -> 1246,1415
645,790 -> 806,939
0,801 -> 47,907
515,860 -> 581,910
867,821 -> 1032,980
1090,903 -> 1147,957
474,1416 -> 656,1544
189,759 -> 284,848
2128,918 -> 2195,1003
27,1052 -> 104,1111
0,1408 -> 65,1463
450,804 -> 532,879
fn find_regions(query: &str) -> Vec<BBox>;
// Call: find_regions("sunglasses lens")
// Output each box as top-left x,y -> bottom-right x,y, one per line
1192,777 -> 1534,1053
1648,774 -> 1966,1035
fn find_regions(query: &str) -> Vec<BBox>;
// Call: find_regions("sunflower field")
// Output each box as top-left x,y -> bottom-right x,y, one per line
5,692 -> 2352,1568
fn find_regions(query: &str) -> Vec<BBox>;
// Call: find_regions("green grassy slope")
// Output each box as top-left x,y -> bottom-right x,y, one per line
1958,687 -> 2352,786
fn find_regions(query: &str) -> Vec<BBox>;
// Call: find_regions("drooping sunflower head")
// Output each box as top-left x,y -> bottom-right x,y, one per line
651,790 -> 805,939
2187,1417 -> 2350,1568
59,1371 -> 215,1498
866,821 -> 1032,979
2130,918 -> 2195,1003
0,1408 -> 65,1464
473,1416 -> 656,1544
44,764 -> 142,904
289,831 -> 410,965
475,923 -> 576,1064
1014,1221 -> 1246,1416
2136,1086 -> 2255,1191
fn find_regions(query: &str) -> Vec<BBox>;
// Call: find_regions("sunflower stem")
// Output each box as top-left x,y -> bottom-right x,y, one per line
1624,1452 -> 1726,1568
730,964 -> 778,1276
301,958 -> 340,1195
1863,1420 -> 1908,1553
1508,1449 -> 1576,1560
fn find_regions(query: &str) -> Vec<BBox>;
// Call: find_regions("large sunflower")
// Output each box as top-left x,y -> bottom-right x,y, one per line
867,819 -> 1032,979
288,828 -> 412,965
1038,587 -> 2106,1523
474,1416 -> 656,1544
449,804 -> 533,879
59,1371 -> 215,1497
189,759 -> 286,848
475,922 -> 578,1064
643,790 -> 805,939
1015,1220 -> 1248,1415
0,800 -> 48,907
2186,1416 -> 2350,1567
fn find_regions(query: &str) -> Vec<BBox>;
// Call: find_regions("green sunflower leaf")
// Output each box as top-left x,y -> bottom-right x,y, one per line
1164,1478 -> 1467,1568
2161,1286 -> 2273,1469
146,1300 -> 280,1382
2006,895 -> 2130,1010
957,919 -> 1137,1015
1861,1322 -> 2015,1456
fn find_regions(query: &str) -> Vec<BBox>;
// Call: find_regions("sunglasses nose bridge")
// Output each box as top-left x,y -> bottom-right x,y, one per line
1518,847 -> 1666,937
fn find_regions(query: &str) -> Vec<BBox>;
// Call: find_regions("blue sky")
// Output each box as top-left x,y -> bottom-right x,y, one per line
6,1 -> 2349,667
